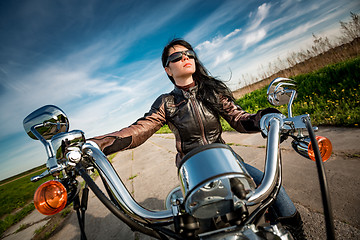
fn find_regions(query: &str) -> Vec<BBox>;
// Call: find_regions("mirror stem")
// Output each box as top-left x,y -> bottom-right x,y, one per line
287,90 -> 297,118
31,125 -> 55,158
31,126 -> 62,174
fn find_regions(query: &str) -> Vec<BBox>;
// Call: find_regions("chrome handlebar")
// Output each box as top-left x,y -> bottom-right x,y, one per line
81,143 -> 174,224
80,113 -> 309,221
247,116 -> 281,204
30,111 -> 309,224
247,113 -> 313,205
80,113 -> 305,221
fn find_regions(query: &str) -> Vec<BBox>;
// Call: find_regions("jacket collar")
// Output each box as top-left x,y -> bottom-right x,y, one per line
172,84 -> 198,99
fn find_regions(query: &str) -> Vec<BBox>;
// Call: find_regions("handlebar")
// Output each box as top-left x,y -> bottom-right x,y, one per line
247,115 -> 282,205
81,143 -> 174,224
247,113 -> 311,204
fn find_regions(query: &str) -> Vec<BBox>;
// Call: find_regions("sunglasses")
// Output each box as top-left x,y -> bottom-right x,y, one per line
166,50 -> 195,66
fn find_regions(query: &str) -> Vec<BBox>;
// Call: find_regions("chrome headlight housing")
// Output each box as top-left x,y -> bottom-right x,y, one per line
178,144 -> 256,219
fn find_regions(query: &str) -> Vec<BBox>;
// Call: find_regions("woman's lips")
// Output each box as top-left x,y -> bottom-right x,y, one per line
184,63 -> 192,67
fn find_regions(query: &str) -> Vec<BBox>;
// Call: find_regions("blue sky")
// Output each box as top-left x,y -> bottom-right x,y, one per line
0,0 -> 359,180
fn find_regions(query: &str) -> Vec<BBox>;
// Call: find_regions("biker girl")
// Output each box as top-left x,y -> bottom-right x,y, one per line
90,38 -> 306,239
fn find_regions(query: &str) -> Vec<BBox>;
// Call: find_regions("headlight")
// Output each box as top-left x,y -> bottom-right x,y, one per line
178,144 -> 255,219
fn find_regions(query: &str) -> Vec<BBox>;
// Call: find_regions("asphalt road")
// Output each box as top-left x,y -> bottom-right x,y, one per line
3,127 -> 360,240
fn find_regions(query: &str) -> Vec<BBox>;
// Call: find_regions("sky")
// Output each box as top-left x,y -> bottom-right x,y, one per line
0,0 -> 359,181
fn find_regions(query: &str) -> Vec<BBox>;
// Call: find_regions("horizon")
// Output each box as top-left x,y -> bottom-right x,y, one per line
0,0 -> 359,180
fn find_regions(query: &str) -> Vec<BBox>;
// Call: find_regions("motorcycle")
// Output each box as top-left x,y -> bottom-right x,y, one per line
23,77 -> 335,239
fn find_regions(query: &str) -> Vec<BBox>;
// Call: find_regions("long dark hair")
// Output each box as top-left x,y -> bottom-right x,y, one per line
161,38 -> 235,114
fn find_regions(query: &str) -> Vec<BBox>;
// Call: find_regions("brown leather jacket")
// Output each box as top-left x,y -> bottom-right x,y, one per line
90,85 -> 277,166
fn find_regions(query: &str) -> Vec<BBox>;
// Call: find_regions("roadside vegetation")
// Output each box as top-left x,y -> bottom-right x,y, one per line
236,56 -> 360,127
0,152 -> 118,237
0,166 -> 52,236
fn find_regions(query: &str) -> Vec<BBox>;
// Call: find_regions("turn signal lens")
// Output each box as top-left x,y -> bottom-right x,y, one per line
34,180 -> 67,215
308,136 -> 332,162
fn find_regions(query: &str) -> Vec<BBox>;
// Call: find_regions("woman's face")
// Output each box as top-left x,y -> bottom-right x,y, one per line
165,45 -> 196,83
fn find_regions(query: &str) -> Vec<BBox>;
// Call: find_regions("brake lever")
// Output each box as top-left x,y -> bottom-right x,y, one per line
31,169 -> 50,182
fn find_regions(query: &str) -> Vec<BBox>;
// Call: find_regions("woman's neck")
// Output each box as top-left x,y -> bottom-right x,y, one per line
176,81 -> 196,91
174,76 -> 194,87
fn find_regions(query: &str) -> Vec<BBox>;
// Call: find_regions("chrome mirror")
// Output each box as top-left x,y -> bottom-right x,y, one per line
23,105 -> 69,141
267,77 -> 297,117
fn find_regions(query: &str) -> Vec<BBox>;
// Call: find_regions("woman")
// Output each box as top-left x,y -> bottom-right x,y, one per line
90,39 -> 305,239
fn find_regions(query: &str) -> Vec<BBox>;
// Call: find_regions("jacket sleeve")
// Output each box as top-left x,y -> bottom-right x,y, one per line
88,95 -> 167,155
219,96 -> 280,133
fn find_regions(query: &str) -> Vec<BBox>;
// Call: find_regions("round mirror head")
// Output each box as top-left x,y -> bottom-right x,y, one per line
267,77 -> 297,106
23,105 -> 69,140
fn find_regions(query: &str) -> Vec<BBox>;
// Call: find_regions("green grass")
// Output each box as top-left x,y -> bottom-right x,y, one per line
0,168 -> 53,236
220,117 -> 235,131
291,57 -> 360,126
0,169 -> 53,218
0,164 -> 46,185
0,203 -> 35,236
156,118 -> 235,134
156,124 -> 172,134
236,56 -> 360,127
107,152 -> 117,162
0,152 -> 119,236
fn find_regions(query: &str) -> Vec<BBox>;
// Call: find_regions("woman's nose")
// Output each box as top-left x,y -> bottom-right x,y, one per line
182,53 -> 189,61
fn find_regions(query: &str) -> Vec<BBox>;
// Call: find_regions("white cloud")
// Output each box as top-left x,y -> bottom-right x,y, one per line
194,28 -> 243,71
248,3 -> 271,31
243,28 -> 267,49
213,50 -> 234,67
196,29 -> 241,51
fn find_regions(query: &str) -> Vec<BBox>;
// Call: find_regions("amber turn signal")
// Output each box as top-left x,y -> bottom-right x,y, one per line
308,136 -> 332,162
34,180 -> 67,215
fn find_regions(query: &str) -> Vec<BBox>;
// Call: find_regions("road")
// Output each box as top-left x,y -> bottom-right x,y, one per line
3,127 -> 360,239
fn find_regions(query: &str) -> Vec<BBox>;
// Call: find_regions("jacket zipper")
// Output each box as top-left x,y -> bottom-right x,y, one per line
189,94 -> 208,145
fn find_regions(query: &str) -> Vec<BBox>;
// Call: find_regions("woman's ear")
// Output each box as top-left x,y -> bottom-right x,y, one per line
164,67 -> 173,77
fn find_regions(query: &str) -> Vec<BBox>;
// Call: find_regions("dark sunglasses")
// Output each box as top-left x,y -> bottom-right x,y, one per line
166,50 -> 195,66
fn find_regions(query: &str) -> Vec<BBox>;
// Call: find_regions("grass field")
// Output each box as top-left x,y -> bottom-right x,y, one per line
235,56 -> 360,127
0,152 -> 118,236
0,167 -> 53,235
